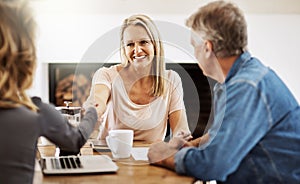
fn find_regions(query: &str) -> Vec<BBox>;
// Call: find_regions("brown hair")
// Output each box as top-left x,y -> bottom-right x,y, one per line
0,0 -> 37,111
120,14 -> 166,97
186,0 -> 248,57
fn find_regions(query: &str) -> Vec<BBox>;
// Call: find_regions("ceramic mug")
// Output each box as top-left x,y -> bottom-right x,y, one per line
106,129 -> 134,159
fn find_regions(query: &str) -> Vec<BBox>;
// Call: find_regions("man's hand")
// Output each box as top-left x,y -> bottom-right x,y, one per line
147,141 -> 177,170
147,134 -> 210,170
183,133 -> 210,147
174,130 -> 193,141
147,137 -> 187,170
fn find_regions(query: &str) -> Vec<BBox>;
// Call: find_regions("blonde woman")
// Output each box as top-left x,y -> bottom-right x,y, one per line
84,14 -> 191,142
0,1 -> 97,183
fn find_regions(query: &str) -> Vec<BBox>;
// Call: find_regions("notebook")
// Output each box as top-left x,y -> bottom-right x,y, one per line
38,150 -> 118,175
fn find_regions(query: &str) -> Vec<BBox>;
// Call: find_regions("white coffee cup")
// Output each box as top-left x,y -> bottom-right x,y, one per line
106,129 -> 134,159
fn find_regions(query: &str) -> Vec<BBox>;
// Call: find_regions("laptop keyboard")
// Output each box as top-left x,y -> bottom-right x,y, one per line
50,157 -> 83,169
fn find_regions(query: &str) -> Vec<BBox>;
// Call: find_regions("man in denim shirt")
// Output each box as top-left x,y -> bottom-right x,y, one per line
148,1 -> 300,183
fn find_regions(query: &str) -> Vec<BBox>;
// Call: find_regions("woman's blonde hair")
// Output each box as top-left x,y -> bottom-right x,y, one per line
0,0 -> 37,111
120,14 -> 166,97
186,0 -> 248,57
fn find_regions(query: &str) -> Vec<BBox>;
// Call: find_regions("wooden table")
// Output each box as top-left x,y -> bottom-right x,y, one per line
34,140 -> 195,184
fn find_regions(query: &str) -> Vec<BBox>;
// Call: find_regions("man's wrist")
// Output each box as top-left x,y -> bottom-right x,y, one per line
162,154 -> 176,171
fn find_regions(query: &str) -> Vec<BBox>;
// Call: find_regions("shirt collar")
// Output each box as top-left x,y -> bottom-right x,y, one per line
225,51 -> 251,83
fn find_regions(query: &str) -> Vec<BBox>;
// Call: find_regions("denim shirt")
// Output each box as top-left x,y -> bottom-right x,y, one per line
175,51 -> 300,183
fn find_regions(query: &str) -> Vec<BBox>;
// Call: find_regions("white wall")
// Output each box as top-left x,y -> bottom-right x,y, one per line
29,12 -> 300,102
246,14 -> 300,102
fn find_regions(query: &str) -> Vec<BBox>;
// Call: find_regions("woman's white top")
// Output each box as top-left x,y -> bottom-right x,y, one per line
83,65 -> 186,142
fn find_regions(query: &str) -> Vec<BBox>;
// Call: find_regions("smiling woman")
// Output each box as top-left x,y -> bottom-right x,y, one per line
83,14 -> 192,142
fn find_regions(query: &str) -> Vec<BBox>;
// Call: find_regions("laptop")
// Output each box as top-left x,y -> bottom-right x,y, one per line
37,150 -> 118,175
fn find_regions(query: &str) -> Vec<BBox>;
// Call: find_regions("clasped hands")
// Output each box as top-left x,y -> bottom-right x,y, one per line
147,133 -> 209,170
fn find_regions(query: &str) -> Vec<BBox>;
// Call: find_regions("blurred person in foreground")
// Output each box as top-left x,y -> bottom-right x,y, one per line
148,1 -> 300,183
0,0 -> 97,183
